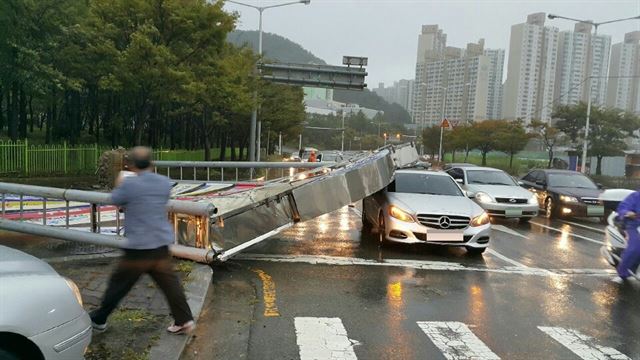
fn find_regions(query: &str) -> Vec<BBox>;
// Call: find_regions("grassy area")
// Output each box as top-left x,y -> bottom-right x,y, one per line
85,309 -> 165,360
444,151 -> 549,176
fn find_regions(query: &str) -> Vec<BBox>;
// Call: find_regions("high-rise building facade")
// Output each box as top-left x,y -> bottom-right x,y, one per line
484,49 -> 505,119
373,79 -> 414,112
411,25 -> 503,127
555,23 -> 611,107
607,31 -> 640,114
503,13 -> 559,123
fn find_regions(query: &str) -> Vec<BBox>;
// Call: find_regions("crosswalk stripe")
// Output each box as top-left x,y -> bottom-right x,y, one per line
417,321 -> 500,360
295,317 -> 360,360
538,326 -> 630,360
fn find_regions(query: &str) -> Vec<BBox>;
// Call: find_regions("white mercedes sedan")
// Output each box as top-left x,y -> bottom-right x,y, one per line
362,170 -> 491,254
0,245 -> 91,360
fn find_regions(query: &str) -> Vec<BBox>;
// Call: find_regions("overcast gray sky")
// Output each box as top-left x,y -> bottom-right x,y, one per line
223,0 -> 640,87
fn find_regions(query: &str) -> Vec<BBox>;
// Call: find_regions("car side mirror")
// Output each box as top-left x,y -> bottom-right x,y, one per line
517,180 -> 524,186
597,183 -> 604,190
535,180 -> 546,188
465,191 -> 475,198
455,178 -> 464,184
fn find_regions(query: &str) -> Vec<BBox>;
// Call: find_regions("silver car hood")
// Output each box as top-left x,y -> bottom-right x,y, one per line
0,245 -> 56,276
387,192 -> 483,217
465,184 -> 533,199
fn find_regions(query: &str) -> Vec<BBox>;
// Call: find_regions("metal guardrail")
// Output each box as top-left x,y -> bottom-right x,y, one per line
154,160 -> 335,182
0,144 -> 419,264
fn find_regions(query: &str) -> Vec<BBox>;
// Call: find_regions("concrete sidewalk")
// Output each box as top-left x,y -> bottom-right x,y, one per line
47,253 -> 212,360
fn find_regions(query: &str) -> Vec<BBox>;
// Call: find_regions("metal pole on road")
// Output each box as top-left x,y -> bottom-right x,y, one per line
341,110 -> 345,152
438,87 -> 447,163
547,13 -> 640,173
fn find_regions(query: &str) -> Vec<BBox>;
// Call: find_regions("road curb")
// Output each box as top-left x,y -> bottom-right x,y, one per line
149,264 -> 213,360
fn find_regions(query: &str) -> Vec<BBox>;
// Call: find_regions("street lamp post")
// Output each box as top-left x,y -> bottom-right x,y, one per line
548,13 -> 640,173
438,87 -> 448,163
226,0 -> 311,162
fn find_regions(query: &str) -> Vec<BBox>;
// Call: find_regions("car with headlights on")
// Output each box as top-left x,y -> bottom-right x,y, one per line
446,166 -> 538,222
361,170 -> 491,254
519,169 -> 604,219
0,245 -> 91,360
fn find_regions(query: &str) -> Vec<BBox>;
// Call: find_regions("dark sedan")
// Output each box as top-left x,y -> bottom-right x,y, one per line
520,169 -> 604,219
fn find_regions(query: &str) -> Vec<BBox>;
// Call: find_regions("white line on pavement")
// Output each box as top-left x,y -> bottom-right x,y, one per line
295,317 -> 360,360
417,321 -> 500,360
560,220 -> 606,234
234,254 -> 610,277
538,326 -> 630,360
492,225 -> 529,239
529,221 -> 604,245
486,248 -> 529,268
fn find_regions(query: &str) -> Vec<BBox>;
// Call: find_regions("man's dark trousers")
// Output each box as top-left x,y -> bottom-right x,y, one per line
90,246 -> 193,326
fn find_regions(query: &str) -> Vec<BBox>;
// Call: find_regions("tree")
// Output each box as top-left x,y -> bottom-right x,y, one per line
554,103 -> 640,175
422,125 -> 441,160
448,124 -> 471,162
467,120 -> 502,166
528,120 -> 564,169
495,120 -> 530,169
360,134 -> 383,150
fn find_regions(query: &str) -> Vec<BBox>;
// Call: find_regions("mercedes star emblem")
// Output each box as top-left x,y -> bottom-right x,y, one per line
438,216 -> 451,229
509,198 -> 517,203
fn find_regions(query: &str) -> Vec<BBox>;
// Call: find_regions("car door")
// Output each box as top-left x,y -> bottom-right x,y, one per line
530,171 -> 549,208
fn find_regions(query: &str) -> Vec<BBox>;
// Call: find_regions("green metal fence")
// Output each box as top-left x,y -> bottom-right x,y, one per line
0,140 -> 100,176
0,142 -> 231,176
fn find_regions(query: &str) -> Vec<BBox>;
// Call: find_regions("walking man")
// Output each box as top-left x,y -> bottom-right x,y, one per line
612,190 -> 640,284
90,146 -> 195,334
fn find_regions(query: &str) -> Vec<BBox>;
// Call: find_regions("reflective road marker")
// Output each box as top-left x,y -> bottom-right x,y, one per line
295,317 -> 359,360
417,321 -> 500,360
538,326 -> 630,360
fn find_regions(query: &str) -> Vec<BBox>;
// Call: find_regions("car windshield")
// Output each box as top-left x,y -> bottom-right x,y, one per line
466,170 -> 516,186
548,173 -> 598,189
389,173 -> 463,196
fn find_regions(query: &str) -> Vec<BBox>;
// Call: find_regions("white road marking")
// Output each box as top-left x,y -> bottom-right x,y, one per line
529,221 -> 604,245
295,317 -> 359,360
538,326 -> 630,360
560,220 -> 606,234
417,321 -> 500,360
492,225 -> 529,239
234,254 -> 610,277
486,248 -> 529,268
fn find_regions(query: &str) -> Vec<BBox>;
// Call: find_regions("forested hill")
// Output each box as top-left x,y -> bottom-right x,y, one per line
228,30 -> 325,64
228,30 -> 412,124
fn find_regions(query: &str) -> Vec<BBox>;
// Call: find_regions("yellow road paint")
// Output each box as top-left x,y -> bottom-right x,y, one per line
253,269 -> 280,317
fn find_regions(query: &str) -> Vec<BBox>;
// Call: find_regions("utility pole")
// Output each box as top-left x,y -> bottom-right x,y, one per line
341,110 -> 345,152
278,132 -> 282,156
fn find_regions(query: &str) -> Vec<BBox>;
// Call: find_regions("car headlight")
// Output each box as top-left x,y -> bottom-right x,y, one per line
64,278 -> 83,307
389,205 -> 415,222
560,195 -> 579,203
528,195 -> 537,204
475,192 -> 494,204
471,212 -> 490,227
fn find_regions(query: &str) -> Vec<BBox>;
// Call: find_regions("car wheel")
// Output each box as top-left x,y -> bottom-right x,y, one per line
545,198 -> 557,219
466,246 -> 486,255
0,349 -> 20,360
378,213 -> 386,246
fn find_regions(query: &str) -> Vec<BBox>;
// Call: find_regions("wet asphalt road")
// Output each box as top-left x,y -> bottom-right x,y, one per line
186,204 -> 640,360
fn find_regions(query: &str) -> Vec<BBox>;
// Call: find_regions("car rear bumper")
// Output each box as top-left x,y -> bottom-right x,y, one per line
30,312 -> 92,360
384,216 -> 491,247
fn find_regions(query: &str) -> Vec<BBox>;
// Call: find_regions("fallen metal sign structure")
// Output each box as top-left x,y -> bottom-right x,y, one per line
0,144 -> 419,264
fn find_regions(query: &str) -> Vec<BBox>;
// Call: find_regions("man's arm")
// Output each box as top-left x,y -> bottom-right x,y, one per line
110,177 -> 132,206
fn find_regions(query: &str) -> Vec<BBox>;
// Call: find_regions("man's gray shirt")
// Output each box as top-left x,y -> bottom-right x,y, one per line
111,171 -> 174,250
